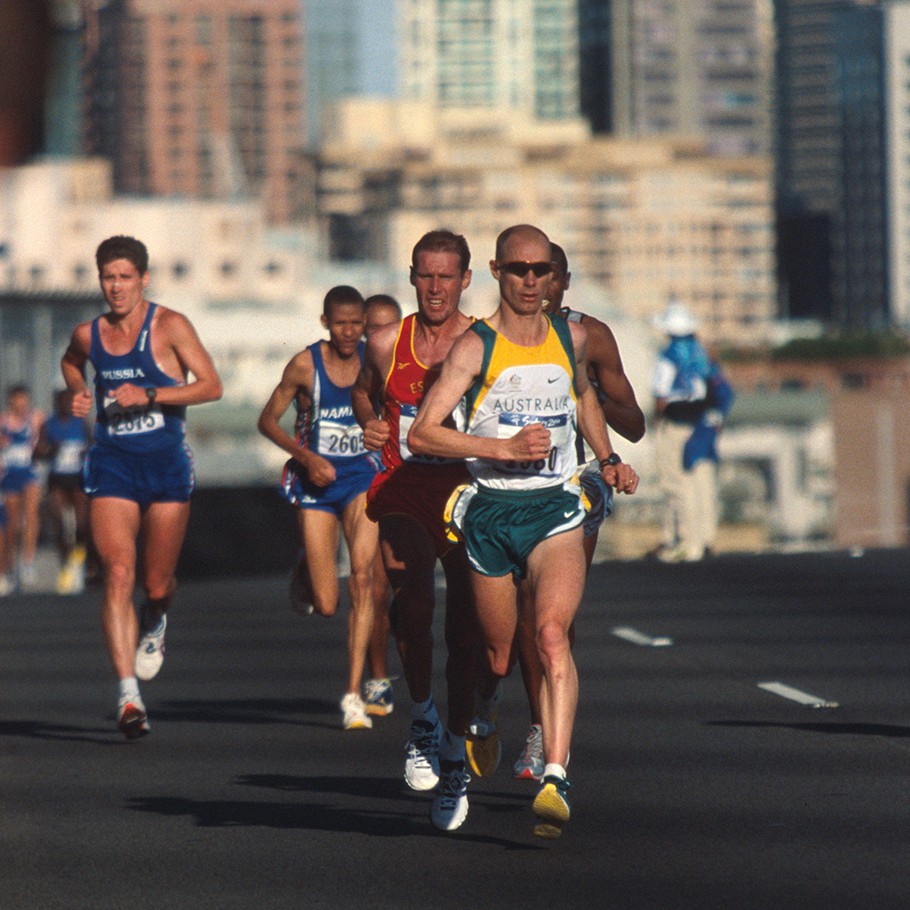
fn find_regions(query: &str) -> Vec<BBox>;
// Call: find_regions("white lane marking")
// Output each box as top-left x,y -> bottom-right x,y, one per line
612,626 -> 674,648
757,681 -> 839,709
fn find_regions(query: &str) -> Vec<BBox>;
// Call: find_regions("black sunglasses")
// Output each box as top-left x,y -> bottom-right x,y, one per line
497,261 -> 553,278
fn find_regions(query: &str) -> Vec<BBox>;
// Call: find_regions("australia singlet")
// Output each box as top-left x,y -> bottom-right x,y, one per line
90,302 -> 186,453
462,315 -> 578,491
294,340 -> 373,474
379,313 -> 462,471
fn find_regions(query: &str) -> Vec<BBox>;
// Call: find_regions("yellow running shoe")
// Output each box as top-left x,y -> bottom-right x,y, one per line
532,774 -> 572,839
466,710 -> 501,778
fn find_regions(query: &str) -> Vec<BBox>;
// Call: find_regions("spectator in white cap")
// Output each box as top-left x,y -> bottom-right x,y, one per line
650,300 -> 733,562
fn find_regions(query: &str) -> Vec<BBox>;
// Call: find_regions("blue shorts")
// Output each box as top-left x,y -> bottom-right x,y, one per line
83,442 -> 195,509
451,483 -> 585,578
281,458 -> 376,518
1,466 -> 39,494
580,466 -> 614,538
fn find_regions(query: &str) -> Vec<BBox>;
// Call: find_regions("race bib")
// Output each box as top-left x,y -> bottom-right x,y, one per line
2,442 -> 32,469
398,404 -> 457,465
493,413 -> 571,478
317,421 -> 365,458
104,394 -> 165,437
53,440 -> 85,474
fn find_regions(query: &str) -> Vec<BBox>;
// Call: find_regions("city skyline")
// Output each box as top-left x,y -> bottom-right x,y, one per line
6,0 -> 910,336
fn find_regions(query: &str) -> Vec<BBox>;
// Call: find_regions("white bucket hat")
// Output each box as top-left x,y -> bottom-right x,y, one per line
654,300 -> 699,336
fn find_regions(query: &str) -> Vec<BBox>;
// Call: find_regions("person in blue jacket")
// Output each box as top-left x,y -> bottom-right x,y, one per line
651,300 -> 734,562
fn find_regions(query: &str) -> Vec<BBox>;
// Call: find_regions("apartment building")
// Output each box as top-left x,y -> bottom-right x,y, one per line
580,0 -> 774,154
82,0 -> 306,224
311,99 -> 775,344
399,0 -> 581,121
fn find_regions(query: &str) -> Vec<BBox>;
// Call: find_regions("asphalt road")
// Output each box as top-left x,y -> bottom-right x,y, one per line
3,548 -> 910,909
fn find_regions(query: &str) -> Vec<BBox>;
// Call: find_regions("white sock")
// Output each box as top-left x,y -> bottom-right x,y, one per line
118,677 -> 140,702
544,762 -> 567,781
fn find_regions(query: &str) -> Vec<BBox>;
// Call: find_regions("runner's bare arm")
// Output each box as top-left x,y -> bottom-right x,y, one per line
352,324 -> 395,450
408,332 -> 550,462
60,322 -> 93,417
585,317 -> 645,443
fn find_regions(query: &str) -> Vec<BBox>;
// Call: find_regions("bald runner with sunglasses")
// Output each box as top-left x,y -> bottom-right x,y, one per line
510,242 -> 645,781
409,224 -> 639,839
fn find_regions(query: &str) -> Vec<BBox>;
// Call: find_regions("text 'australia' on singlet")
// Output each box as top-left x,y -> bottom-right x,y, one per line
295,340 -> 371,466
463,315 -> 578,491
90,302 -> 187,453
380,313 -> 463,471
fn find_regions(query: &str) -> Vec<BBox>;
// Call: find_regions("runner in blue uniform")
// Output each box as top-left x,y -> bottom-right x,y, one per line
258,286 -> 382,731
0,384 -> 45,590
37,390 -> 92,594
61,235 -> 222,738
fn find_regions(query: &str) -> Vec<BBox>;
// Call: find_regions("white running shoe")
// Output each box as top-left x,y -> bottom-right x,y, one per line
341,692 -> 373,730
430,759 -> 470,831
135,611 -> 167,681
404,718 -> 442,791
117,695 -> 150,739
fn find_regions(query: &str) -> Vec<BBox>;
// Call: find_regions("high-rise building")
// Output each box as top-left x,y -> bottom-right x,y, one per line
82,0 -> 305,224
578,0 -> 619,134
580,1 -> 774,155
774,0 -> 887,328
399,0 -> 580,121
308,98 -> 775,345
886,1 -> 910,328
305,0 -> 397,146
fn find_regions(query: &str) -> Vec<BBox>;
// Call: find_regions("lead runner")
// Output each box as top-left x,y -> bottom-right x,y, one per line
61,235 -> 222,738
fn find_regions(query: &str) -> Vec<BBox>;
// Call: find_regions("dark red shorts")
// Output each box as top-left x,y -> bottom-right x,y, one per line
366,461 -> 470,558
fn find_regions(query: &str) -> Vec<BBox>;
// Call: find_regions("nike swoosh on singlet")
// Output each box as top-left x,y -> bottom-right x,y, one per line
397,362 -> 412,370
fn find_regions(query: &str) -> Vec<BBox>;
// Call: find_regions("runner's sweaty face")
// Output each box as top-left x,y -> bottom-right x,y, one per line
493,232 -> 553,317
323,302 -> 366,358
410,250 -> 471,326
99,258 -> 149,318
